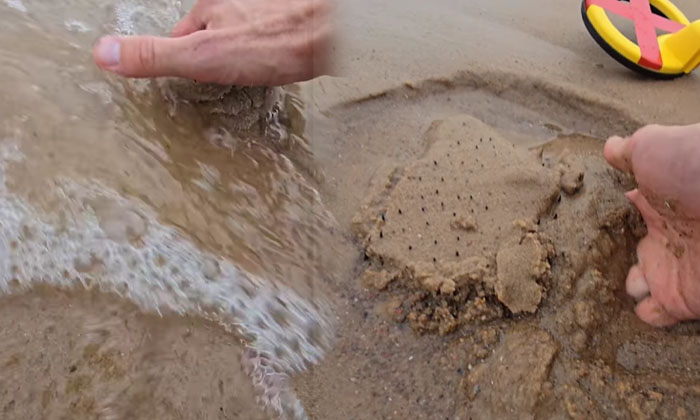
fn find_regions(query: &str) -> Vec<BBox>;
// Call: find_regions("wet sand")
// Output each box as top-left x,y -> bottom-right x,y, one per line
292,0 -> 700,419
2,0 -> 700,419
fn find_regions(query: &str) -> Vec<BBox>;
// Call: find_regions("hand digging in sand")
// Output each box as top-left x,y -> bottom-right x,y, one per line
93,0 -> 330,86
605,124 -> 700,327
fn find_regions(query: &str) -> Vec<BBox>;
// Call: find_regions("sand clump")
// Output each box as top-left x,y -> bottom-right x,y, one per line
353,115 -> 562,333
160,80 -> 283,136
495,226 -> 554,314
460,326 -> 559,420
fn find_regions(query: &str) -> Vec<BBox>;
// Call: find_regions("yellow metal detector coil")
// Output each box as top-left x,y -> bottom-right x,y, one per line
582,0 -> 700,78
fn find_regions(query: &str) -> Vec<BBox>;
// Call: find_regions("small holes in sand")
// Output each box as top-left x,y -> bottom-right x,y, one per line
379,231 -> 384,239
408,245 -> 413,250
456,251 -> 460,257
432,257 -> 437,263
398,209 -> 403,215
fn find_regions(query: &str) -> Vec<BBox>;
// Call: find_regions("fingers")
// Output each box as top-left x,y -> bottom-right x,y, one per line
625,189 -> 664,231
171,0 -> 213,37
93,0 -> 329,85
604,134 -> 636,173
171,12 -> 205,37
93,32 -> 212,79
635,296 -> 679,327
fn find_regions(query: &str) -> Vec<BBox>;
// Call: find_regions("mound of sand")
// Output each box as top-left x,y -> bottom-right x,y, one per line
353,115 -> 563,333
350,113 -> 677,418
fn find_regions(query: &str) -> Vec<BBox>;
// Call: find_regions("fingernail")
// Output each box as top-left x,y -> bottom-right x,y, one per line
96,36 -> 121,67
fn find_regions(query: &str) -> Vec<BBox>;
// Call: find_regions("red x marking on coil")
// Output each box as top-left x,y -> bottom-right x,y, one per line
585,0 -> 685,69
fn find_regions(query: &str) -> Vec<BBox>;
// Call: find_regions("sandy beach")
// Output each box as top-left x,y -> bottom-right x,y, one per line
1,0 -> 700,419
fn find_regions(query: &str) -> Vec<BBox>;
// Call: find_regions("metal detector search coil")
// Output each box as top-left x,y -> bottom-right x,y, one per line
582,0 -> 700,78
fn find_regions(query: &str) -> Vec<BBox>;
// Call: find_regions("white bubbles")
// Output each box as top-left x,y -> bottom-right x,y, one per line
0,140 -> 332,419
4,0 -> 27,13
113,0 -> 182,36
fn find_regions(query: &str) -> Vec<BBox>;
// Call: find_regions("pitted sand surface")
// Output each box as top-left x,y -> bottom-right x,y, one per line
353,115 -> 561,333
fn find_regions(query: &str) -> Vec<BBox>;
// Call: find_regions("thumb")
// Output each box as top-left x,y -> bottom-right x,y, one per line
604,134 -> 636,174
93,34 -> 203,79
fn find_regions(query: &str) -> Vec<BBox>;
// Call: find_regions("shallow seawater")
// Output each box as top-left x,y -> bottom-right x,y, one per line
0,1 -> 336,419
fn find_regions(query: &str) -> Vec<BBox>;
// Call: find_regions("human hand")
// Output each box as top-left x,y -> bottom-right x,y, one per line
605,124 -> 700,326
93,0 -> 331,86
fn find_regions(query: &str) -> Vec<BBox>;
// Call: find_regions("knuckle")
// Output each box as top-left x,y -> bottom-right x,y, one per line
136,38 -> 158,72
